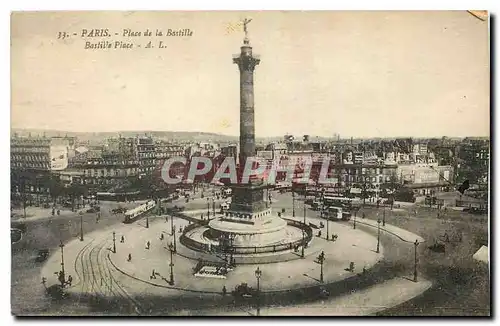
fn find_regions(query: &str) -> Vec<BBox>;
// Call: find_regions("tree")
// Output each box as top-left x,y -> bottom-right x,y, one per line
48,176 -> 65,206
394,187 -> 415,203
12,170 -> 32,217
67,184 -> 86,211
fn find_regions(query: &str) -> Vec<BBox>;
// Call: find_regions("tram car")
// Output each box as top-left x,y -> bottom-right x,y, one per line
123,200 -> 156,223
324,206 -> 352,221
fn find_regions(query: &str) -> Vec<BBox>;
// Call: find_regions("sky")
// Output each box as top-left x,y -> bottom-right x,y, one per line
11,11 -> 490,138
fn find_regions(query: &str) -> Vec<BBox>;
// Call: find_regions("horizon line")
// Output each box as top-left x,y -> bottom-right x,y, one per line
10,127 -> 490,140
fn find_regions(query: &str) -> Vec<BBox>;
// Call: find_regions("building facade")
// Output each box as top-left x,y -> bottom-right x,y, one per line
11,135 -> 76,198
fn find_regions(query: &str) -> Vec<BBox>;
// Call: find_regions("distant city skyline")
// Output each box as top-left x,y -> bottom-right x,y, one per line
11,11 -> 490,138
11,127 -> 488,142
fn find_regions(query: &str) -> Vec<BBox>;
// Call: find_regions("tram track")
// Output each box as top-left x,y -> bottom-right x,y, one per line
72,233 -> 143,315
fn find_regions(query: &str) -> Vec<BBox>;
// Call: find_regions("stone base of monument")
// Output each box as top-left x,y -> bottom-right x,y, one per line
179,210 -> 314,264
207,215 -> 289,247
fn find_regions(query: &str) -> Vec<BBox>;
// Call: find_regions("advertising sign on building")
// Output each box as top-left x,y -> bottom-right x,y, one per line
414,169 -> 440,184
50,145 -> 69,171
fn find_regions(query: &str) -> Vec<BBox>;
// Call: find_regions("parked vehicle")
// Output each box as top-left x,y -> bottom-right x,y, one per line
311,200 -> 322,211
428,242 -> 446,253
112,207 -> 127,214
233,283 -> 255,298
35,249 -> 50,262
309,222 -> 320,229
319,286 -> 330,298
62,201 -> 73,208
86,206 -> 100,213
463,207 -> 487,215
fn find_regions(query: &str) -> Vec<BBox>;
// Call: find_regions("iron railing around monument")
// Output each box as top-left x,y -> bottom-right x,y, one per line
179,218 -> 314,255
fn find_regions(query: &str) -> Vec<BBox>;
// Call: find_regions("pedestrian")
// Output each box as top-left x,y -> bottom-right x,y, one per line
160,233 -> 164,241
58,271 -> 65,286
349,262 -> 355,272
362,212 -> 365,219
222,285 -> 227,296
67,275 -> 73,286
57,209 -> 60,215
121,235 -> 125,243
146,241 -> 150,249
128,253 -> 132,262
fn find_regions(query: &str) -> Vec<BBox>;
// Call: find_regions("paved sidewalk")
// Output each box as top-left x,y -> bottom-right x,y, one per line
107,217 -> 384,294
40,236 -> 96,287
176,276 -> 432,316
353,219 -> 425,243
11,207 -> 78,222
37,208 -> 433,316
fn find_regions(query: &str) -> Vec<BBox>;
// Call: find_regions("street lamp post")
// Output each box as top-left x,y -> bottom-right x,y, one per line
255,267 -> 262,316
301,228 -> 305,258
353,210 -> 356,229
146,216 -> 149,229
303,191 -> 307,225
414,239 -> 419,282
112,231 -> 116,253
59,240 -> 65,286
230,233 -> 236,266
292,189 -> 296,217
323,206 -> 329,241
383,206 -> 386,226
320,191 -> 329,241
302,193 -> 307,258
173,224 -> 177,253
318,251 -> 325,283
168,242 -> 175,285
362,179 -> 367,206
170,214 -> 174,236
376,219 -> 381,253
80,213 -> 84,241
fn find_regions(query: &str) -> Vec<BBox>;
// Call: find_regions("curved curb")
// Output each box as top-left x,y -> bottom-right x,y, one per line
106,239 -> 385,296
107,252 -> 220,295
107,250 -> 386,295
55,206 -> 429,308
352,220 -> 425,243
